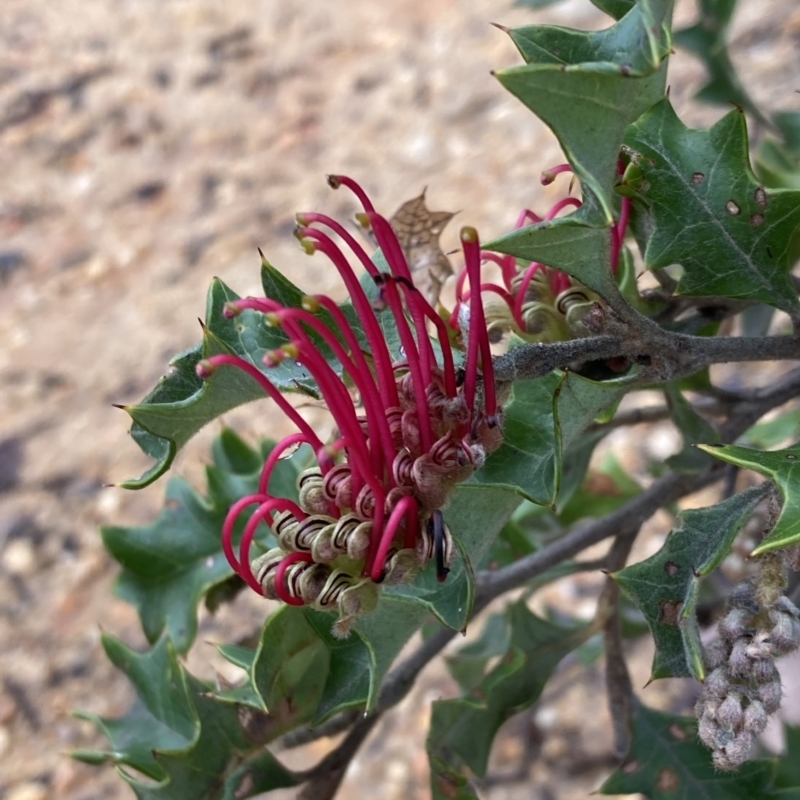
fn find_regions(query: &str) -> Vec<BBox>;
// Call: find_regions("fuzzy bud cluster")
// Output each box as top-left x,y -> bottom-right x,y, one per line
696,579 -> 800,770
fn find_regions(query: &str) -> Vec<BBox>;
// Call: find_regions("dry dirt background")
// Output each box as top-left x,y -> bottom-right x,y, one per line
1,1 -> 800,799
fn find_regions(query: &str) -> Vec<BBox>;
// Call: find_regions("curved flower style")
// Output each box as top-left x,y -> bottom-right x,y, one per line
459,162 -> 630,343
195,176 -> 503,637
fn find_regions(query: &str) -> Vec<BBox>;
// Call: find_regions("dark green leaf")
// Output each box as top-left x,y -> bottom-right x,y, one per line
103,431 -> 299,653
558,451 -> 642,525
613,486 -> 764,679
72,635 -> 299,799
698,441 -> 800,554
495,0 -> 671,219
474,370 -> 632,506
427,601 -> 590,783
623,99 -> 800,315
664,383 -> 719,472
774,723 -> 800,790
444,613 -> 511,693
590,0 -> 635,18
387,484 -> 521,630
599,700 -> 776,799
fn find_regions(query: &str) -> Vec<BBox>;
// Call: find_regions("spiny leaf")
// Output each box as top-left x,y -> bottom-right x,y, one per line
72,634 -> 299,800
673,0 -> 762,121
387,483 -> 521,630
698,441 -> 800,554
444,612 -> 511,693
664,383 -> 719,473
494,0 -> 671,219
613,486 -> 765,680
121,260 -> 365,489
388,190 -> 455,306
102,430 -> 300,654
474,370 -> 633,506
427,601 -> 591,785
598,700 -> 776,799
623,98 -> 800,316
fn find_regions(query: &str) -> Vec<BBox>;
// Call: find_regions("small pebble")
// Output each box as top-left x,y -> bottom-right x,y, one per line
7,782 -> 48,800
2,539 -> 36,576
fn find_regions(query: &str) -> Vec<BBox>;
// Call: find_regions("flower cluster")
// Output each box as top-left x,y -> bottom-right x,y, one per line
463,162 -> 629,344
196,176 -> 503,636
696,578 -> 800,770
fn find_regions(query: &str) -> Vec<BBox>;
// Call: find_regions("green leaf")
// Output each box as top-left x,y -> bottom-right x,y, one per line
590,0 -> 635,18
444,612 -> 511,693
599,700 -> 776,799
558,450 -> 642,525
474,370 -> 632,506
664,383 -> 719,473
623,98 -> 800,316
120,259 -> 365,489
103,430 -> 299,653
673,0 -> 762,120
744,409 -> 800,449
698,441 -> 800,554
495,0 -> 671,219
387,484 -> 521,630
426,601 -> 591,784
774,723 -> 800,790
72,635 -> 299,799
613,486 -> 764,680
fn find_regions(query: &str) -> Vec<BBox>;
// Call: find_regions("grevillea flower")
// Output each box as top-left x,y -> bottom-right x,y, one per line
195,176 -> 503,637
459,162 -> 630,343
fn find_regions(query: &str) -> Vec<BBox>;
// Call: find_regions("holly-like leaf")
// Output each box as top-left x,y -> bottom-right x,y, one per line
558,450 -> 642,525
673,0 -> 762,120
474,370 -> 633,506
120,259 -> 364,489
102,430 -> 300,653
72,635 -> 299,800
664,383 -> 719,473
427,601 -> 591,785
698,441 -> 800,554
623,98 -> 800,316
590,0 -> 635,18
613,486 -> 764,680
388,190 -> 455,306
444,612 -> 511,693
494,0 -> 671,219
598,700 -> 776,799
774,723 -> 800,791
387,484 -> 521,630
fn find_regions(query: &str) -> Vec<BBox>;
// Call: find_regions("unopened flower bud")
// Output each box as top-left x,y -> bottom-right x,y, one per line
703,638 -> 730,670
757,678 -> 782,714
717,693 -> 744,731
719,608 -> 753,641
743,699 -> 768,735
704,667 -> 731,698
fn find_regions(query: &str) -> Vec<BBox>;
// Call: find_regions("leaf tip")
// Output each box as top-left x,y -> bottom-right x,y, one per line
489,21 -> 509,33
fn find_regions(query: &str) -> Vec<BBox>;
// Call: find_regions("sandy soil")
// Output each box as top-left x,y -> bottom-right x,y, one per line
1,0 -> 799,798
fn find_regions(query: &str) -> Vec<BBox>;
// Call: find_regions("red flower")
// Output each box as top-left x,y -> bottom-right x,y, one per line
196,176 -> 502,636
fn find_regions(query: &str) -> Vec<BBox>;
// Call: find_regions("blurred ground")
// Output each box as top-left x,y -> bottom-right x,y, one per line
1,0 -> 799,798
